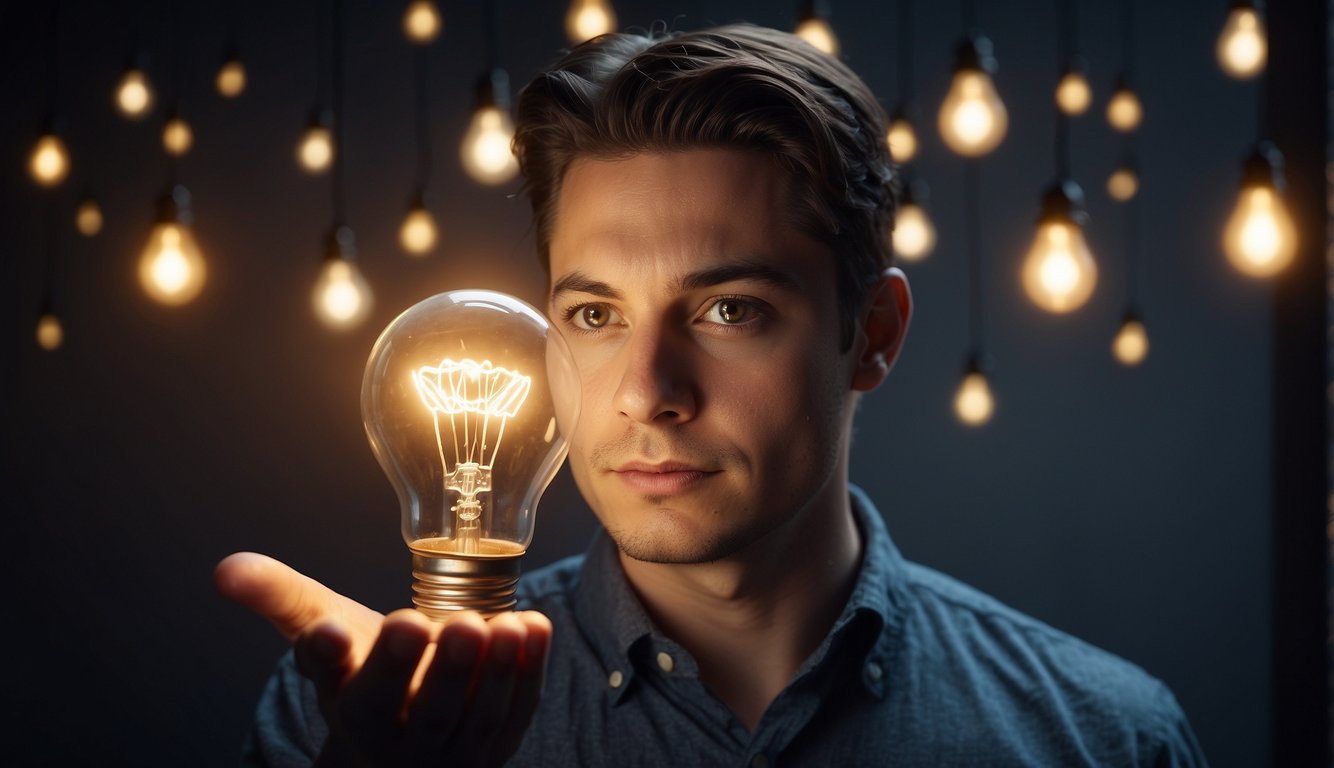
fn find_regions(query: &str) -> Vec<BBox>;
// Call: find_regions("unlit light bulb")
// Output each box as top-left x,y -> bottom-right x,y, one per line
954,362 -> 994,426
404,0 -> 443,43
216,57 -> 246,97
566,0 -> 616,44
361,290 -> 580,617
400,204 -> 439,256
29,133 -> 70,187
1112,314 -> 1149,366
938,36 -> 1007,158
36,312 -> 63,351
1106,82 -> 1142,132
116,68 -> 154,118
1217,5 -> 1266,79
76,198 -> 103,236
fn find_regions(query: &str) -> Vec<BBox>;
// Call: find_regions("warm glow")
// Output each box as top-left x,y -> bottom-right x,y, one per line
1112,318 -> 1149,366
461,106 -> 518,185
887,117 -> 918,163
139,222 -> 207,305
1022,219 -> 1098,313
938,70 -> 1008,157
29,134 -> 69,187
1106,86 -> 1142,132
1055,71 -> 1092,116
216,59 -> 247,97
1224,185 -> 1298,277
954,371 -> 994,426
893,202 -> 936,262
794,17 -> 839,55
76,199 -> 103,236
162,116 -> 193,156
400,206 -> 439,256
298,125 -> 334,173
313,259 -> 373,329
1107,166 -> 1139,202
1217,7 -> 1266,79
565,0 -> 616,44
116,69 -> 153,117
36,313 -> 63,351
404,0 -> 443,43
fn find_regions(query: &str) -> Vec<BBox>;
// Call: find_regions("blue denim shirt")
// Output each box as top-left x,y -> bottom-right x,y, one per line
245,488 -> 1207,766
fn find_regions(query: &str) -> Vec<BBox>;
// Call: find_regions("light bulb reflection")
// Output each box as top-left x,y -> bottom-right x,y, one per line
1055,70 -> 1092,115
1106,85 -> 1142,132
116,68 -> 154,118
400,205 -> 439,256
461,105 -> 518,185
566,0 -> 617,44
954,369 -> 994,426
139,222 -> 206,305
887,117 -> 918,163
216,58 -> 247,97
1224,186 -> 1297,277
76,198 -> 103,236
1217,6 -> 1266,79
298,124 -> 334,173
1112,316 -> 1149,366
404,0 -> 443,43
939,70 -> 1007,157
1022,219 -> 1098,313
36,313 -> 63,351
29,133 -> 70,187
313,258 -> 372,329
893,202 -> 936,262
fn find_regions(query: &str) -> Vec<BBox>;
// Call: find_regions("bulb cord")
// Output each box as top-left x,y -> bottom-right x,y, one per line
415,46 -> 432,193
961,0 -> 978,31
897,0 -> 914,103
330,0 -> 347,227
41,195 -> 60,313
45,0 -> 61,116
1120,0 -> 1137,82
314,0 -> 330,109
484,0 -> 501,73
965,159 -> 984,354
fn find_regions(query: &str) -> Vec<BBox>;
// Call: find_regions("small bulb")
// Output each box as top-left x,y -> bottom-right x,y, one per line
887,117 -> 918,163
1217,6 -> 1266,79
1112,317 -> 1149,366
139,222 -> 207,305
1106,166 -> 1139,202
162,116 -> 193,156
566,0 -> 616,45
1224,185 -> 1298,277
36,313 -> 63,351
794,17 -> 839,55
1055,70 -> 1092,116
313,259 -> 373,329
29,133 -> 70,187
1106,85 -> 1142,132
400,206 -> 439,256
1022,219 -> 1098,313
893,202 -> 936,262
76,198 -> 103,236
116,68 -> 154,118
461,105 -> 518,186
216,58 -> 246,97
298,125 -> 334,173
404,0 -> 443,43
954,370 -> 994,426
939,70 -> 1008,157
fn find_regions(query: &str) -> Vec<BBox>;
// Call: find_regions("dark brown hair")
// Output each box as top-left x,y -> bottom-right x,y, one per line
513,24 -> 896,347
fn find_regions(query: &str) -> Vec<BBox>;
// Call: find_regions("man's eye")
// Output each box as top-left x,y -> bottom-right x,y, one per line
706,298 -> 754,324
571,303 -> 618,329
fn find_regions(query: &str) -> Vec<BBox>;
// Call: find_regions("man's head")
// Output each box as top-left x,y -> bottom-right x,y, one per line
514,23 -> 896,350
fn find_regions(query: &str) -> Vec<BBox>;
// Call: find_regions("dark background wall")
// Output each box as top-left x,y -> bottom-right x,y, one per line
0,0 -> 1316,764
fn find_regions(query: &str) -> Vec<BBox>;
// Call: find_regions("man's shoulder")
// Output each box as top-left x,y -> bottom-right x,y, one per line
516,553 -> 586,611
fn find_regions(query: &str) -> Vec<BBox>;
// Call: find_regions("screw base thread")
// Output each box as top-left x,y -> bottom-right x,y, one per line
411,552 -> 521,619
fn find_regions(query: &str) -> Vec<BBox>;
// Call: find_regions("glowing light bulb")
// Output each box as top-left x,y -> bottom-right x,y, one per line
400,202 -> 439,256
1224,144 -> 1297,277
36,312 -> 63,351
953,359 -> 994,426
29,133 -> 70,187
938,35 -> 1007,157
313,225 -> 373,329
216,56 -> 246,97
1022,181 -> 1098,313
1112,312 -> 1149,366
1217,4 -> 1266,79
116,68 -> 154,118
1055,67 -> 1092,116
565,0 -> 616,44
298,114 -> 334,173
892,180 -> 936,262
462,72 -> 519,186
162,115 -> 193,156
361,290 -> 580,617
1106,163 -> 1139,202
795,17 -> 839,55
404,0 -> 443,43
886,109 -> 919,164
1106,81 -> 1142,132
76,198 -> 103,236
139,186 -> 207,306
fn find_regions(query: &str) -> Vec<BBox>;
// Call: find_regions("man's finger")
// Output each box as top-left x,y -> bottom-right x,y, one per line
407,611 -> 488,740
214,552 -> 379,642
488,611 -> 553,762
451,612 -> 527,760
335,608 -> 435,751
293,620 -> 355,699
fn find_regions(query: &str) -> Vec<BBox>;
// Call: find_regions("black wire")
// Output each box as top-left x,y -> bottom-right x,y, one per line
1124,163 -> 1140,307
1055,110 -> 1071,179
897,0 -> 914,102
41,195 -> 59,312
46,0 -> 60,112
1121,0 -> 1136,81
962,0 -> 978,31
965,160 -> 984,353
484,0 -> 500,73
1058,0 -> 1071,66
415,46 -> 432,192
331,0 -> 346,225
315,0 -> 330,108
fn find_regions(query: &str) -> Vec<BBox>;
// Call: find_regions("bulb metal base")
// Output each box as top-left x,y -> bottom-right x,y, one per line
411,549 -> 522,619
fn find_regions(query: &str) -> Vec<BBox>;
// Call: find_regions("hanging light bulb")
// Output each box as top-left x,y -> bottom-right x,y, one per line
76,197 -> 103,236
461,70 -> 519,186
36,309 -> 64,351
162,111 -> 193,156
1224,141 -> 1298,278
1022,180 -> 1098,313
139,185 -> 207,306
1112,309 -> 1149,366
953,356 -> 994,426
938,33 -> 1008,157
297,110 -> 334,173
1216,1 -> 1266,79
565,0 -> 616,45
28,129 -> 70,187
794,1 -> 839,55
404,0 -> 443,44
892,178 -> 936,262
1106,77 -> 1142,132
886,103 -> 919,164
216,51 -> 247,97
313,225 -> 373,329
116,65 -> 154,118
1055,60 -> 1092,116
1106,157 -> 1139,202
400,194 -> 439,256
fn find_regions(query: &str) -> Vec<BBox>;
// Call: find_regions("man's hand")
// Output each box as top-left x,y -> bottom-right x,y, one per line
215,552 -> 552,767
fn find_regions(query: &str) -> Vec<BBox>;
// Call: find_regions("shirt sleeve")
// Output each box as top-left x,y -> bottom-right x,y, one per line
241,651 -> 329,768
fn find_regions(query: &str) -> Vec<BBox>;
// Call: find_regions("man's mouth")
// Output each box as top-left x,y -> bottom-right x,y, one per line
611,461 -> 717,496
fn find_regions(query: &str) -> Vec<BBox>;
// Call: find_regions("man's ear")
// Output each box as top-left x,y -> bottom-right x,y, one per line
851,267 -> 912,392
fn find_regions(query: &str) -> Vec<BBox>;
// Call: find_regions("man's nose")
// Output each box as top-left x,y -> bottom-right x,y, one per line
612,322 -> 697,425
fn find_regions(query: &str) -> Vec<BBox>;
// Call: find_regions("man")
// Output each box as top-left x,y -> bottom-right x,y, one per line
217,24 -> 1206,766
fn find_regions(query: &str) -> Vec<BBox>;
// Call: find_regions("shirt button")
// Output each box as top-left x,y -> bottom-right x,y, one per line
866,661 -> 883,681
750,754 -> 770,768
608,670 -> 624,689
656,651 -> 675,673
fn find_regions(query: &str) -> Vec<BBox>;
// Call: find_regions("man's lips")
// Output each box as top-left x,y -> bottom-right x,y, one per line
611,461 -> 718,495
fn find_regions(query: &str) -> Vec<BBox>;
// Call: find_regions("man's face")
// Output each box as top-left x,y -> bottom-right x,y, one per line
547,149 -> 865,564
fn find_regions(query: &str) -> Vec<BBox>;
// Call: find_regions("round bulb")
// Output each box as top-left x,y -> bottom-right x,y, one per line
404,0 -> 442,43
36,313 -> 63,351
313,258 -> 373,329
461,105 -> 519,186
1106,166 -> 1139,202
794,17 -> 839,55
116,68 -> 154,118
139,222 -> 207,305
29,133 -> 70,187
938,69 -> 1008,157
76,199 -> 103,236
565,0 -> 616,44
162,116 -> 193,156
298,125 -> 334,173
887,117 -> 918,163
1022,219 -> 1098,313
1224,185 -> 1298,277
400,206 -> 439,256
1055,71 -> 1092,116
1217,7 -> 1266,79
216,58 -> 247,97
1112,317 -> 1149,366
361,290 -> 580,617
954,370 -> 994,426
1106,86 -> 1142,132
893,202 -> 936,262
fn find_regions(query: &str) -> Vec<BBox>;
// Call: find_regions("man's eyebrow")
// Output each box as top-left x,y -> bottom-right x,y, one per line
550,271 -> 623,301
677,262 -> 802,292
